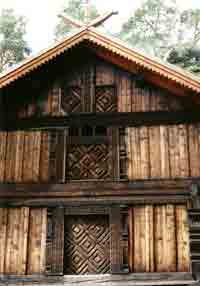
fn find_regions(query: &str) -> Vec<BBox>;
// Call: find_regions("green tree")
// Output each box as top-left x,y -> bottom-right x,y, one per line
55,0 -> 99,40
119,0 -> 200,73
119,0 -> 179,57
0,9 -> 31,72
166,9 -> 200,74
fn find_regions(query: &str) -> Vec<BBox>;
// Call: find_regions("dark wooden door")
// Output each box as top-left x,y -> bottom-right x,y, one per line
64,215 -> 110,275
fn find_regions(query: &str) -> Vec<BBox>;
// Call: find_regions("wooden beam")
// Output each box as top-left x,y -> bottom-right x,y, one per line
5,111 -> 200,131
0,272 -> 194,285
0,178 -> 194,206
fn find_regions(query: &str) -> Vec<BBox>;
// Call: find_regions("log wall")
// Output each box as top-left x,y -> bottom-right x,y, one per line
0,207 -> 47,275
128,204 -> 190,273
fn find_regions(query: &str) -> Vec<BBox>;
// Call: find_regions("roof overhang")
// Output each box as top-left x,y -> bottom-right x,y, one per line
0,27 -> 200,95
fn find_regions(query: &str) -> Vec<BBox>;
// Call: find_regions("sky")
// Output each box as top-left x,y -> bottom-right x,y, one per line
0,0 -> 200,53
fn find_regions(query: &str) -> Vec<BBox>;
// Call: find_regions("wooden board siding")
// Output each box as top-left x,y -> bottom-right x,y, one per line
125,124 -> 200,180
0,123 -> 200,183
0,130 -> 67,183
0,132 -> 7,182
9,59 -> 186,120
128,204 -> 190,273
27,208 -> 47,274
0,207 -> 47,275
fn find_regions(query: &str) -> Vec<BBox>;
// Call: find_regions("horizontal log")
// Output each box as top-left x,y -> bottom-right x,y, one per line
0,272 -> 194,285
0,178 -> 198,194
0,178 -> 196,206
5,111 -> 200,130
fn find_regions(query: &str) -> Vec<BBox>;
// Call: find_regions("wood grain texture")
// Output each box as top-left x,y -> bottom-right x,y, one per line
27,208 -> 47,274
51,207 -> 64,274
0,208 -> 8,273
126,124 -> 200,180
4,207 -> 30,274
110,207 -> 122,273
129,204 -> 190,273
0,132 -> 7,182
176,205 -> 190,272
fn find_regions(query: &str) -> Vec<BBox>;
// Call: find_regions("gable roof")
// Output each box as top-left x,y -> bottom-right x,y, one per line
0,26 -> 200,94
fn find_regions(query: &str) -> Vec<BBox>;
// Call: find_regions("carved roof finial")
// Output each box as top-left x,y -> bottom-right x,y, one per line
59,2 -> 118,30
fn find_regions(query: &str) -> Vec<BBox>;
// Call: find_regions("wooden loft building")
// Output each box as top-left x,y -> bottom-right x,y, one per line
0,25 -> 200,285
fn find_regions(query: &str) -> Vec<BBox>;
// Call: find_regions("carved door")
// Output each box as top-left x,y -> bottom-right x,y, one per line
64,215 -> 110,274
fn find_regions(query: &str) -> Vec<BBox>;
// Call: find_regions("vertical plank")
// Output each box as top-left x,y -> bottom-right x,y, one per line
22,132 -> 32,182
27,208 -> 47,274
40,131 -> 50,182
128,208 -> 134,272
32,131 -> 41,182
51,84 -> 61,116
18,207 -> 30,275
140,127 -> 150,179
178,125 -> 189,177
135,128 -> 141,179
5,208 -> 21,274
96,62 -> 114,86
155,205 -> 176,272
165,204 -> 176,272
169,126 -> 180,178
133,206 -> 142,272
0,132 -> 7,182
176,205 -> 190,272
51,207 -> 64,275
149,127 -> 161,178
160,126 -> 170,178
188,124 -> 200,177
145,205 -> 154,272
110,207 -> 121,273
155,205 -> 166,272
14,131 -> 24,182
127,128 -> 132,180
0,208 -> 8,273
5,132 -> 13,182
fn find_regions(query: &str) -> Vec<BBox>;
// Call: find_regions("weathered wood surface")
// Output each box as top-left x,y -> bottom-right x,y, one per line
8,59 -> 187,121
0,207 -> 47,275
129,205 -> 190,273
5,112 -> 200,130
0,179 -> 193,206
0,273 -> 195,285
126,124 -> 200,180
1,124 -> 200,183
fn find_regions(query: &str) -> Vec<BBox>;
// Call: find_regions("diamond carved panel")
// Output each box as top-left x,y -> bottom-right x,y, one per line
64,215 -> 110,275
61,86 -> 82,113
96,86 -> 117,112
67,144 -> 110,180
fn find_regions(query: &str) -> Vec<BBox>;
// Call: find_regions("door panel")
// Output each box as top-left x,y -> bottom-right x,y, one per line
64,215 -> 110,275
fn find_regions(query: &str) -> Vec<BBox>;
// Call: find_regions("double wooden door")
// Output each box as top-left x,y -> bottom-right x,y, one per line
64,214 -> 110,275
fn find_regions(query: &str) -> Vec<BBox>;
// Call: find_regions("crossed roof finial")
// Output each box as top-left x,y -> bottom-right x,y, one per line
58,1 -> 118,30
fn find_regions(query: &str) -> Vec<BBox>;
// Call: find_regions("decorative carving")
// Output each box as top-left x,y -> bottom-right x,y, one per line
96,86 -> 117,112
61,86 -> 82,113
67,144 -> 110,180
64,215 -> 110,274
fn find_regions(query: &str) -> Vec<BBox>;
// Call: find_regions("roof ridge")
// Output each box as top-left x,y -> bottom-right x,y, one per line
0,26 -> 199,93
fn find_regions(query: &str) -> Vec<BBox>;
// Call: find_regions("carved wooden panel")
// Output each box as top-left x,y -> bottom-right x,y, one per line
66,144 -> 110,180
95,86 -> 117,112
61,86 -> 82,113
64,215 -> 110,274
